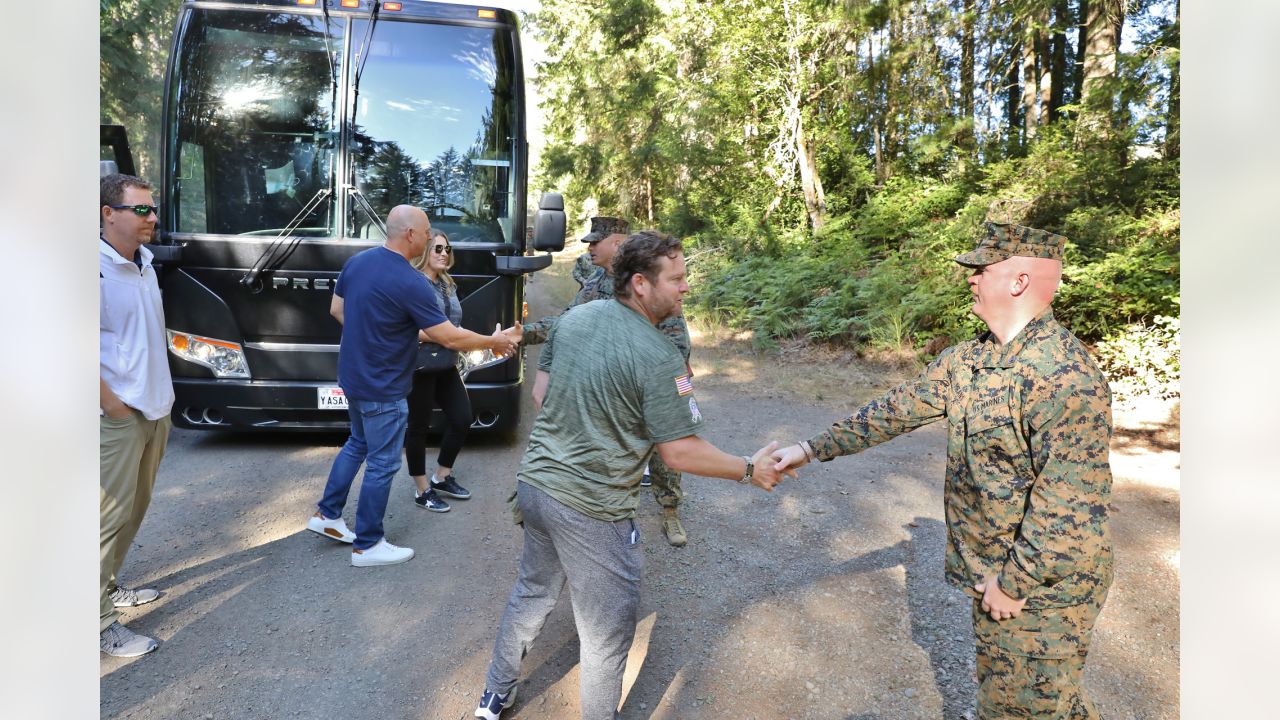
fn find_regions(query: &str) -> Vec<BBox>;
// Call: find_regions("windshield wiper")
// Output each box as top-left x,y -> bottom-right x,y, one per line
239,187 -> 334,291
241,6 -> 347,291
339,1 -> 384,238
346,183 -> 387,238
351,1 -> 381,96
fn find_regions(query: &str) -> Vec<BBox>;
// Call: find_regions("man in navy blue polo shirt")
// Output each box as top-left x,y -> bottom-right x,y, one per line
307,205 -> 521,567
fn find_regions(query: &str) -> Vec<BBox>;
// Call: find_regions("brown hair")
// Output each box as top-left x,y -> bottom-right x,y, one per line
612,230 -> 683,298
100,173 -> 153,208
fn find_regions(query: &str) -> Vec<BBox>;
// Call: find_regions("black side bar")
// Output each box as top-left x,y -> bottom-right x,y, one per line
494,253 -> 553,275
149,243 -> 184,264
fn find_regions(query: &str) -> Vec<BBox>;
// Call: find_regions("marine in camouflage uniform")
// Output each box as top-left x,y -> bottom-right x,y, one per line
522,217 -> 694,546
777,222 -> 1113,719
571,251 -> 603,289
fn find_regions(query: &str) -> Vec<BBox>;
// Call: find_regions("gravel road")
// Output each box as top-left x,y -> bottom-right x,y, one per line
101,249 -> 1179,719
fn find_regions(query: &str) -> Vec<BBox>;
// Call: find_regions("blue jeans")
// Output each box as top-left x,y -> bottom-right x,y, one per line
317,398 -> 409,550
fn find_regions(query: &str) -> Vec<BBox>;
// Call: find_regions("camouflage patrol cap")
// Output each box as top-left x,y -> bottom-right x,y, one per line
954,222 -> 1067,267
581,216 -> 629,244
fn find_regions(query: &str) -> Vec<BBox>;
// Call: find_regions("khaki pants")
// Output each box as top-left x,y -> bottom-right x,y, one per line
973,594 -> 1106,719
100,411 -> 170,631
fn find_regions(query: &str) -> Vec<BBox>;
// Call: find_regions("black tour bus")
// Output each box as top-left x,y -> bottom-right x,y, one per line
152,0 -> 565,433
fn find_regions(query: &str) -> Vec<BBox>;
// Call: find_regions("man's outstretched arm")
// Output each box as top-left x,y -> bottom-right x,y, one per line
774,350 -> 955,473
657,437 -> 792,491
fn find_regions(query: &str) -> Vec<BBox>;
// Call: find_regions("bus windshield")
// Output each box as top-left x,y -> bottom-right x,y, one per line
349,19 -> 518,245
169,10 -> 343,237
167,8 -> 519,244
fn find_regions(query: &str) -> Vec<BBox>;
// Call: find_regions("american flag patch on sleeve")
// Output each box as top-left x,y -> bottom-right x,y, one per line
674,374 -> 694,396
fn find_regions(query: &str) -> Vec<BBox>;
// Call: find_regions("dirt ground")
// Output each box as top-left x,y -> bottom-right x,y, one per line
100,246 -> 1179,719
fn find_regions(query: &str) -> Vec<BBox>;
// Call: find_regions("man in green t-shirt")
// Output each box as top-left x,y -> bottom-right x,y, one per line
473,231 -> 789,720
522,215 -> 696,547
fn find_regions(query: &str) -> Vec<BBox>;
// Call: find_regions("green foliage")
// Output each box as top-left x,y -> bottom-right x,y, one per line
687,129 -> 1179,362
1095,310 -> 1180,402
688,175 -> 983,351
101,0 -> 182,177
1055,205 -> 1179,338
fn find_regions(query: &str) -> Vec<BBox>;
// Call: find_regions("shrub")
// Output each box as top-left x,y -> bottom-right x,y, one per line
1094,311 -> 1180,401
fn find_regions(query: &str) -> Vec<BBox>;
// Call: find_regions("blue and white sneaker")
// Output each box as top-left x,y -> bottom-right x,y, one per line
474,687 -> 517,720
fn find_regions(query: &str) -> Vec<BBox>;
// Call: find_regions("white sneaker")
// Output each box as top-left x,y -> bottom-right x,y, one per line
351,539 -> 414,567
100,621 -> 157,658
307,514 -> 355,543
110,586 -> 161,608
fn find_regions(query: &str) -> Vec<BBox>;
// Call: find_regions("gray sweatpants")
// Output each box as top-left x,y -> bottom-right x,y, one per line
485,481 -> 642,720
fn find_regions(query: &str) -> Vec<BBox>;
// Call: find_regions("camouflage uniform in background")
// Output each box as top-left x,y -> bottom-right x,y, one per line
571,252 -> 603,289
522,216 -> 631,346
807,223 -> 1113,719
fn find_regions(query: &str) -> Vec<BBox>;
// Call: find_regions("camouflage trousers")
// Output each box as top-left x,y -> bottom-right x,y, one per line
972,593 -> 1106,719
646,453 -> 682,509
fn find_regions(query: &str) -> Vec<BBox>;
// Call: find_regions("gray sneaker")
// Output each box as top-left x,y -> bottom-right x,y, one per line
100,621 -> 157,657
110,586 -> 160,608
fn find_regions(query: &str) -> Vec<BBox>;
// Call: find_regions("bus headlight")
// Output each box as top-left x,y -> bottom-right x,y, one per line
166,330 -> 250,378
457,348 -> 509,380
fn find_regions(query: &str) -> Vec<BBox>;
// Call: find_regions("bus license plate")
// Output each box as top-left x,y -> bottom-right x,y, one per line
318,387 -> 348,410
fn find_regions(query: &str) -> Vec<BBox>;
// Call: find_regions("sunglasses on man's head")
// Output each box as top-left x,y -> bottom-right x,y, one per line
109,204 -> 159,217
431,244 -> 452,255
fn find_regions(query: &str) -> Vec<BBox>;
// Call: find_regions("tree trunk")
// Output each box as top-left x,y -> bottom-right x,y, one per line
1035,7 -> 1052,129
873,124 -> 886,185
796,121 -> 826,230
868,34 -> 886,184
1049,0 -> 1069,123
1021,23 -> 1039,139
1165,0 -> 1180,159
644,164 -> 654,223
1073,0 -> 1089,107
960,0 -> 976,158
884,12 -> 899,174
1007,34 -> 1023,153
1081,0 -> 1122,135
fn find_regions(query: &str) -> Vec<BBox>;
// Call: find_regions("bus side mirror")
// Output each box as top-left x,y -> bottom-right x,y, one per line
532,192 -> 565,252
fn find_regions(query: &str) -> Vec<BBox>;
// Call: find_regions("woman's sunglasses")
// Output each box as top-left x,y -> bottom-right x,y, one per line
109,204 -> 160,217
431,244 -> 452,255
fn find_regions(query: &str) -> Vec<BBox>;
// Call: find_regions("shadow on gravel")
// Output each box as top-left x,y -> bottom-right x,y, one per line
903,517 -> 977,720
99,535 -> 287,716
613,504 -> 965,718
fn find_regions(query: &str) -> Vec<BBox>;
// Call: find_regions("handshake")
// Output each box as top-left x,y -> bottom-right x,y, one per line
488,323 -> 524,357
740,440 -> 817,492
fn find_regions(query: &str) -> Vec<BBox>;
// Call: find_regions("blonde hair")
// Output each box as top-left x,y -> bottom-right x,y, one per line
411,228 -> 456,290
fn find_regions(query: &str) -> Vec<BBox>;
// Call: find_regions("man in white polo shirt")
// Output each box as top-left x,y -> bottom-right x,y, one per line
99,173 -> 175,658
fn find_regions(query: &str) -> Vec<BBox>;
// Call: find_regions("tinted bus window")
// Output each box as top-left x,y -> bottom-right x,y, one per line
169,11 -> 343,237
348,20 -> 517,244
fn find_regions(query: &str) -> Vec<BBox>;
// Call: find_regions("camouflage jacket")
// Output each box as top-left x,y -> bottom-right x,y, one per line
524,271 -> 692,363
807,309 -> 1113,609
571,252 -> 604,288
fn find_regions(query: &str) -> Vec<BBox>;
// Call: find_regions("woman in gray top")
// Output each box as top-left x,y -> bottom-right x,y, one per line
403,229 -> 473,512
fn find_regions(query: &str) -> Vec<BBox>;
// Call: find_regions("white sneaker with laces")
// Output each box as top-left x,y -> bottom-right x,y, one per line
307,514 -> 355,543
111,586 -> 160,608
351,538 -> 414,567
100,621 -> 158,658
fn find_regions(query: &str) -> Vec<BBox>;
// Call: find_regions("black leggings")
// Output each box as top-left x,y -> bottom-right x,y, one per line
403,368 -> 472,477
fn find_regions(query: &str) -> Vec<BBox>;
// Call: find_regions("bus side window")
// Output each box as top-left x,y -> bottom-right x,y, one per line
177,142 -> 208,233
